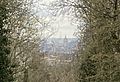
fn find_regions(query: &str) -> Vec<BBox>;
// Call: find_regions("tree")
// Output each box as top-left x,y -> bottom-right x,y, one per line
73,0 -> 120,82
0,1 -> 14,82
7,0 -> 55,81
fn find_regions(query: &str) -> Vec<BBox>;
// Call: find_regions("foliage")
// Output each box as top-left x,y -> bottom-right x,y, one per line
75,0 -> 120,82
0,1 -> 14,82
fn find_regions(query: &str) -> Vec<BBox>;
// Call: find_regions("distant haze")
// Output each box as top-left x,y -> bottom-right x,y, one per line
51,16 -> 77,38
42,38 -> 78,53
33,0 -> 77,38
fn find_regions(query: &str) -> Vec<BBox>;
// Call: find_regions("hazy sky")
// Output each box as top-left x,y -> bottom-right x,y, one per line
51,15 -> 77,38
32,0 -> 77,38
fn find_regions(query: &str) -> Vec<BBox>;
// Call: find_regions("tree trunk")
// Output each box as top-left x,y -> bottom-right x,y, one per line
23,69 -> 28,82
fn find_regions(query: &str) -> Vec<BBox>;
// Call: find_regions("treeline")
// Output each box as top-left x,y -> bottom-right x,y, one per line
52,0 -> 120,81
73,0 -> 120,82
1,0 -> 120,82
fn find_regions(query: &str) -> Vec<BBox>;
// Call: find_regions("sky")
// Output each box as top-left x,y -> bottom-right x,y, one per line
51,15 -> 77,38
32,0 -> 77,38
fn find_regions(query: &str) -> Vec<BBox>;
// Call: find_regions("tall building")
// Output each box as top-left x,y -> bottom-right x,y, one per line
63,36 -> 68,53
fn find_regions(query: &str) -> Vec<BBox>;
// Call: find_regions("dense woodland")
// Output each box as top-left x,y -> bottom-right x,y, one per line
0,0 -> 120,82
